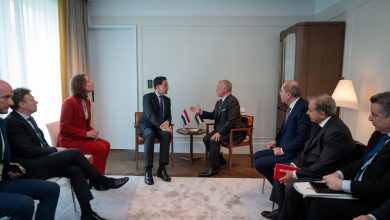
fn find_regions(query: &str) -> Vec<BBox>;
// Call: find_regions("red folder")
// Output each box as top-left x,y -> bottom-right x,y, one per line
273,163 -> 299,180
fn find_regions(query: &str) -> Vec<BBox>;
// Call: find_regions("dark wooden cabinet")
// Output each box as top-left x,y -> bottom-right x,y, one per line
276,22 -> 345,132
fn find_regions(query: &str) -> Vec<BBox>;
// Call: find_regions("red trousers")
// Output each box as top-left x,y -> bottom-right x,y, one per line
73,138 -> 110,175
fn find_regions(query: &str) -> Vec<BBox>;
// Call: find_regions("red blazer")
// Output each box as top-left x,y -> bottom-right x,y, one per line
58,96 -> 93,147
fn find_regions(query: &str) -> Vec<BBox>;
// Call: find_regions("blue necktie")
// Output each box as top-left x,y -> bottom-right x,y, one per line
355,134 -> 390,180
159,96 -> 164,124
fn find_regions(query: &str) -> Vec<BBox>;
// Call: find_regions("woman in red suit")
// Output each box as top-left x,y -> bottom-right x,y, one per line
58,73 -> 110,175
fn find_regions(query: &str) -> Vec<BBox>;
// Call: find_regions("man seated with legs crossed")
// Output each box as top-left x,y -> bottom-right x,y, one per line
190,80 -> 245,177
306,91 -> 390,220
5,87 -> 129,220
254,80 -> 311,185
0,80 -> 59,220
261,94 -> 356,220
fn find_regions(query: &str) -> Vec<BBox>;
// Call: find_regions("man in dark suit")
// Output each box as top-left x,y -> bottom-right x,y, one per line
261,94 -> 355,220
0,80 -> 59,220
254,80 -> 311,184
190,80 -> 245,177
5,87 -> 129,220
352,198 -> 390,220
306,91 -> 390,220
138,76 -> 172,185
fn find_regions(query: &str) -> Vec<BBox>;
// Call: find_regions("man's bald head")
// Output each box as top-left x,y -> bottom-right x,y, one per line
0,80 -> 14,114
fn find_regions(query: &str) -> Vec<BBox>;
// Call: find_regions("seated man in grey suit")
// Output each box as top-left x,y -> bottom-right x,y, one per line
306,91 -> 390,220
138,76 -> 173,185
261,94 -> 356,220
190,80 -> 245,177
254,80 -> 311,184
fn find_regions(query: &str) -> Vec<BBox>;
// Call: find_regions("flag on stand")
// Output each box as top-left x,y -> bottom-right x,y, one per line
194,114 -> 204,125
181,109 -> 191,125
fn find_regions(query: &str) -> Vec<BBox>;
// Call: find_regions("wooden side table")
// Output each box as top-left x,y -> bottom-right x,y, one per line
176,128 -> 206,165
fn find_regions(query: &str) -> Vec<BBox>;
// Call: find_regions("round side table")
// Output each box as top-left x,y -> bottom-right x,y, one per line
176,128 -> 206,165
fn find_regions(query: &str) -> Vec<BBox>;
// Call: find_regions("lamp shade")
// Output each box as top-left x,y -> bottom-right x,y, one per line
332,79 -> 359,109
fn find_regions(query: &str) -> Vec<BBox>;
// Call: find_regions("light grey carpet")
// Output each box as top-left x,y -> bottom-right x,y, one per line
57,176 -> 273,220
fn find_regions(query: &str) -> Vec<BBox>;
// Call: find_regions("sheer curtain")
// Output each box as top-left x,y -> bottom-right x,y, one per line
0,0 -> 62,143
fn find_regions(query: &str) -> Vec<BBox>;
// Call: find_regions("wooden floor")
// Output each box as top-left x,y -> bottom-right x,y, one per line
105,149 -> 263,179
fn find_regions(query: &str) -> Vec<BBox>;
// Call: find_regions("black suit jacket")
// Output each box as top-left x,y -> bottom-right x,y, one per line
276,98 -> 311,159
294,116 -> 355,178
5,111 -> 57,177
201,94 -> 244,138
341,131 -> 390,203
0,118 -> 12,179
372,198 -> 390,220
138,92 -> 172,133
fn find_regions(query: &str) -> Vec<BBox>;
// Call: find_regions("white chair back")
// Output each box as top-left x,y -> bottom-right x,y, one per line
46,121 -> 60,147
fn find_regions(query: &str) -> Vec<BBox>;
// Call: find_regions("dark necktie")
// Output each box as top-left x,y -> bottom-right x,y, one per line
355,134 -> 390,180
28,117 -> 49,147
0,129 -> 3,162
217,99 -> 223,116
159,96 -> 164,124
307,124 -> 321,146
285,107 -> 292,123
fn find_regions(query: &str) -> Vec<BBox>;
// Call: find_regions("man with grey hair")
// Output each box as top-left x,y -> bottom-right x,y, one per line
254,80 -> 311,185
190,80 -> 245,177
261,94 -> 355,220
306,91 -> 390,220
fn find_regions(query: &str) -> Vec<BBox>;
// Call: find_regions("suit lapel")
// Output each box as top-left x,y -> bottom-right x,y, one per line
151,93 -> 160,114
312,117 -> 335,144
280,98 -> 302,134
163,96 -> 168,118
304,118 -> 334,153
215,99 -> 222,119
0,119 -> 11,165
370,138 -> 390,161
218,94 -> 231,119
11,111 -> 47,145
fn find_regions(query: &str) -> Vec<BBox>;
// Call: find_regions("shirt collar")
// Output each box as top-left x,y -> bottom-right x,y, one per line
289,97 -> 300,110
221,93 -> 230,102
319,116 -> 331,128
16,111 -> 30,121
155,91 -> 164,98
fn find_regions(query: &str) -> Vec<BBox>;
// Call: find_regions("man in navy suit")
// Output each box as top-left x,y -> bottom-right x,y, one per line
254,80 -> 311,184
138,76 -> 172,185
0,80 -> 59,220
190,80 -> 245,177
353,198 -> 390,220
306,91 -> 390,220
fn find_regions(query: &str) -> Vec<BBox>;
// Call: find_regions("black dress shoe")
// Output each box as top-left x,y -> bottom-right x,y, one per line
157,168 -> 171,182
89,180 -> 109,191
219,152 -> 226,166
81,211 -> 107,220
106,177 -> 129,189
144,170 -> 154,185
198,168 -> 219,177
261,209 -> 279,220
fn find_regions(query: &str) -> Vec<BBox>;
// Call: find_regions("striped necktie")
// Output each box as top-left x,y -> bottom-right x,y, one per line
355,134 -> 390,181
28,117 -> 49,147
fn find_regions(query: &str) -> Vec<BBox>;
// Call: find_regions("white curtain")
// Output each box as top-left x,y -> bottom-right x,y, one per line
0,0 -> 62,142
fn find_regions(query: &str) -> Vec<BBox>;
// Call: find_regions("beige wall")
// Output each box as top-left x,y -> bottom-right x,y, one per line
88,14 -> 312,152
317,0 -> 390,144
88,0 -> 390,151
